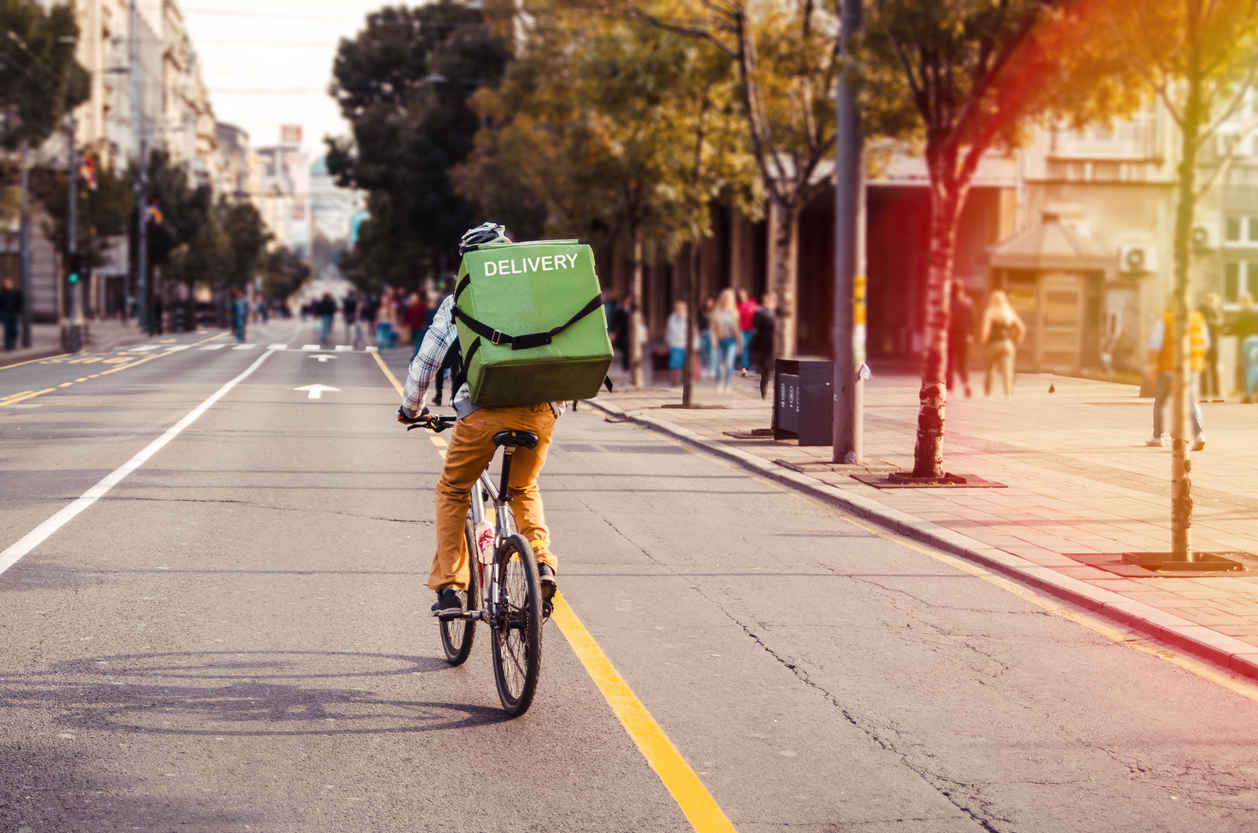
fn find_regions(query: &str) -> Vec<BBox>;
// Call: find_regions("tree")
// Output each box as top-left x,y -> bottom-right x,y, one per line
455,3 -> 759,386
0,0 -> 89,150
221,201 -> 270,288
261,246 -> 311,301
605,0 -> 842,360
327,0 -> 512,287
857,0 -> 1137,478
1101,0 -> 1258,559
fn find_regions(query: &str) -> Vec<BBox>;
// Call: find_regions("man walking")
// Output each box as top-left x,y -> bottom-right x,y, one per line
1146,297 -> 1208,451
0,278 -> 21,352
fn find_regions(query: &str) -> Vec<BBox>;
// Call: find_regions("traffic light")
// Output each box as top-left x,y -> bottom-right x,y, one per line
67,252 -> 83,284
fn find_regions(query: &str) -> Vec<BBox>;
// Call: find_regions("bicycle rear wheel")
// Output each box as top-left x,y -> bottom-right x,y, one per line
491,534 -> 543,716
438,518 -> 479,665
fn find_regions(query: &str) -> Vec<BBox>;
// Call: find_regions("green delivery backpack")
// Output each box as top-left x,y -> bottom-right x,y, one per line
452,240 -> 613,407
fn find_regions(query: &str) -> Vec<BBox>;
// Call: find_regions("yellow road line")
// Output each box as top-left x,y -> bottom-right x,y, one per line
553,594 -> 738,833
0,352 -> 71,370
0,388 -> 54,408
372,349 -> 405,395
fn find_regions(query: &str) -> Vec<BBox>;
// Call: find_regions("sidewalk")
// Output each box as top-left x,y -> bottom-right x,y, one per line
586,365 -> 1258,681
0,319 -> 153,368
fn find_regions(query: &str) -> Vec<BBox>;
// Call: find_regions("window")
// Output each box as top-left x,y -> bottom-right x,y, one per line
1224,215 -> 1258,246
1224,261 -> 1258,302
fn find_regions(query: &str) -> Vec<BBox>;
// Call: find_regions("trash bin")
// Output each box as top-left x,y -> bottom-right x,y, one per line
773,359 -> 833,446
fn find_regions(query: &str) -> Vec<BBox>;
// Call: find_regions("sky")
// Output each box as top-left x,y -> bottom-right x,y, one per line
181,0 -> 388,155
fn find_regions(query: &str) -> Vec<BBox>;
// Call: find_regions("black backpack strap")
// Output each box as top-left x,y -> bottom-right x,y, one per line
452,337 -> 480,390
452,293 -> 603,351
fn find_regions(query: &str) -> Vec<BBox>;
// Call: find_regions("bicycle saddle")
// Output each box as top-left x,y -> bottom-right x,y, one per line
492,430 -> 539,450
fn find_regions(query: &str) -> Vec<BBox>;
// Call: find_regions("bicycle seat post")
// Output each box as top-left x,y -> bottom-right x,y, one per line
497,447 -> 515,504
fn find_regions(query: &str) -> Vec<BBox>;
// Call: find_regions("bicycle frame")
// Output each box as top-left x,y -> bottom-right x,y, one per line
466,463 -> 517,624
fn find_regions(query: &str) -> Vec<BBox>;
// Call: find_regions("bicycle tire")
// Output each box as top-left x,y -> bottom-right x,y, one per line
439,518 -> 479,665
491,534 -> 543,716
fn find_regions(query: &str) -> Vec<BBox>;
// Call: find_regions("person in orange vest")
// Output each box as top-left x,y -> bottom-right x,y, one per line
1145,296 -> 1208,450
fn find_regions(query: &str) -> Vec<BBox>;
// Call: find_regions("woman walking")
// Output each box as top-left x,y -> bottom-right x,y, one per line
981,290 -> 1026,398
712,289 -> 741,393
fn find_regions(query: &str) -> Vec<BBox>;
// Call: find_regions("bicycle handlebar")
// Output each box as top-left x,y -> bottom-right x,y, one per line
406,414 -> 456,433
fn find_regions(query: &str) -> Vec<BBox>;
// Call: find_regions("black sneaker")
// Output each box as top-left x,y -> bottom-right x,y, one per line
538,563 -> 557,618
431,588 -> 463,619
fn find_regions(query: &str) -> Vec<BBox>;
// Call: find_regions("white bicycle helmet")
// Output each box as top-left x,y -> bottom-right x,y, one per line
458,221 -> 511,254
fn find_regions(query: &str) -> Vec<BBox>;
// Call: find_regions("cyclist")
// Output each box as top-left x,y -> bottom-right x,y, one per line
397,222 -> 562,619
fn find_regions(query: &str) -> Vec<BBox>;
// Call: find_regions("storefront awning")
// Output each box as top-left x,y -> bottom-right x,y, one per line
985,213 -> 1114,271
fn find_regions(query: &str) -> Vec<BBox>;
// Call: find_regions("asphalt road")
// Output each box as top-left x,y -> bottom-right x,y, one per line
3,318 -> 1258,833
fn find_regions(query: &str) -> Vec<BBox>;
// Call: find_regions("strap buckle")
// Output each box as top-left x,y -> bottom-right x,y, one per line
491,330 -> 504,346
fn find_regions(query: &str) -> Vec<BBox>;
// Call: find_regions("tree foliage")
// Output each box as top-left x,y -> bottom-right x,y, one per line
326,0 -> 512,287
600,0 -> 842,358
41,155 -> 132,272
455,1 -> 759,383
0,0 -> 89,150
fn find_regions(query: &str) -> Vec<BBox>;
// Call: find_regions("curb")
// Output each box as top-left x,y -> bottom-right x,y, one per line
584,396 -> 1258,683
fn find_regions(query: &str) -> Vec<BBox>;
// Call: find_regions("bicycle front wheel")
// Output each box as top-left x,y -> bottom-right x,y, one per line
439,518 -> 479,666
491,534 -> 543,716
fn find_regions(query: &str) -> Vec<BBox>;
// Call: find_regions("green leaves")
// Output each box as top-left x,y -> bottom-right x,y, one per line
0,0 -> 89,149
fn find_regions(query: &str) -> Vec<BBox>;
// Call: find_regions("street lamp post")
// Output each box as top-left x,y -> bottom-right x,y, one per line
832,0 -> 866,464
131,0 -> 149,335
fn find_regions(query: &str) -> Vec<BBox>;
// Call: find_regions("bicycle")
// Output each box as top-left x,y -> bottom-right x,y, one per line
407,414 -> 545,716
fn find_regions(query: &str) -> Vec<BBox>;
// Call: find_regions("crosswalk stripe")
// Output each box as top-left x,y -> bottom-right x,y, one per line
268,343 -> 288,350
301,344 -> 321,351
165,345 -> 191,352
232,343 -> 259,350
201,344 -> 228,351
334,345 -> 352,352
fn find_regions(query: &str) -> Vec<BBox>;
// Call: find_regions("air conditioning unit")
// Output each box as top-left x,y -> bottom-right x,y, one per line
1120,244 -> 1158,274
1192,223 -> 1217,249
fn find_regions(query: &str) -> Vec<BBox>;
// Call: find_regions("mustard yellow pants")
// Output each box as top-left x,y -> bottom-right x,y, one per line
429,403 -> 557,591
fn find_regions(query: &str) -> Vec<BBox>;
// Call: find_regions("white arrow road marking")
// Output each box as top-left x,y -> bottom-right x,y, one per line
294,384 -> 340,399
310,354 -> 336,363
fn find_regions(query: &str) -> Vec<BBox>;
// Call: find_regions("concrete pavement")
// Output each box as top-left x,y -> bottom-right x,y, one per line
584,364 -> 1258,682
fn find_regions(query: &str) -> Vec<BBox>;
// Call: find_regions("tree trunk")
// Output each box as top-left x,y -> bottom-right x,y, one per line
1170,72 -> 1204,562
630,228 -> 645,388
768,198 -> 800,360
683,238 -> 700,407
911,174 -> 963,478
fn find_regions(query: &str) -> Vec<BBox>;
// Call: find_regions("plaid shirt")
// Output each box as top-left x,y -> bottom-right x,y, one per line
400,294 -> 565,420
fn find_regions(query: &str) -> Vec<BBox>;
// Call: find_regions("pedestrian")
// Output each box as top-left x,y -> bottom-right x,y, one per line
711,288 -> 740,393
404,291 -> 428,360
947,281 -> 975,397
980,289 -> 1026,398
0,277 -> 22,351
1198,291 -> 1223,400
343,291 -> 361,344
665,300 -> 688,386
748,292 -> 777,399
614,294 -> 633,374
698,296 -> 715,380
317,292 -> 336,343
1145,296 -> 1208,450
1229,293 -> 1258,400
736,288 -> 757,372
229,288 -> 248,343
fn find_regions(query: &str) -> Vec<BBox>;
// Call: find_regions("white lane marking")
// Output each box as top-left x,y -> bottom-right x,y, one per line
294,384 -> 340,399
268,343 -> 288,350
201,344 -> 228,351
301,344 -> 321,351
0,349 -> 279,578
334,345 -> 352,352
232,344 -> 259,350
